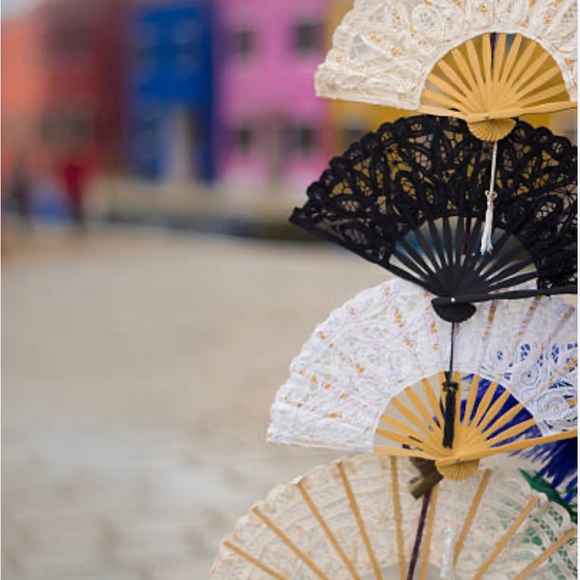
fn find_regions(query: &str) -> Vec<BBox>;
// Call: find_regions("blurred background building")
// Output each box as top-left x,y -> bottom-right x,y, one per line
2,0 -> 578,230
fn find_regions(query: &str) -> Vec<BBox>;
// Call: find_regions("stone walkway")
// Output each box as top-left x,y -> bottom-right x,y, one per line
2,224 -> 387,579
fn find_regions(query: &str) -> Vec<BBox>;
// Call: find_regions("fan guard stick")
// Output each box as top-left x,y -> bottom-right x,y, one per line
442,322 -> 458,449
406,489 -> 432,580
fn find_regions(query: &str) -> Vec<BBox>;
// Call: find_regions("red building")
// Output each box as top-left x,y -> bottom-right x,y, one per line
2,0 -> 126,208
38,0 -> 126,173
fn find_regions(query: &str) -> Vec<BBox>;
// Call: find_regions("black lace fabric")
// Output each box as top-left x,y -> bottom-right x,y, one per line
291,115 -> 577,297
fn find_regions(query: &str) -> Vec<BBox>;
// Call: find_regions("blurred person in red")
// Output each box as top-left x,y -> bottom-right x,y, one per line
57,149 -> 97,231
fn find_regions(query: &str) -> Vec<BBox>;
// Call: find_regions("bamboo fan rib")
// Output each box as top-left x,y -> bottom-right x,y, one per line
268,278 -> 577,477
375,373 -> 575,480
422,33 -> 573,140
212,456 -> 577,579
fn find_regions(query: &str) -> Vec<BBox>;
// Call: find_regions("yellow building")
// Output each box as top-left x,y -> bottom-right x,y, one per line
324,0 -> 412,156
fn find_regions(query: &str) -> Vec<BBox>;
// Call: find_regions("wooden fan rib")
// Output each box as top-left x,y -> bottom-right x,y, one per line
430,59 -> 479,106
465,99 -> 576,121
450,45 -> 484,110
378,417 -> 442,456
498,34 -> 523,87
512,529 -> 577,580
465,39 -> 487,109
486,271 -> 538,293
397,237 -> 439,279
459,375 -> 483,441
374,446 -> 434,460
510,51 -> 553,95
393,246 -> 437,281
491,33 -> 508,88
296,481 -> 361,580
549,357 -> 578,388
390,457 -> 406,580
437,429 -> 578,466
426,220 -> 449,274
482,33 -> 492,110
421,88 -> 472,111
424,376 -> 445,427
411,227 -> 444,277
470,381 -> 502,429
477,401 -> 527,441
419,485 -> 439,580
223,540 -> 286,580
453,469 -> 492,565
517,83 -> 571,107
403,387 -> 441,434
252,506 -> 330,580
484,417 -> 538,447
426,71 -> 479,114
337,462 -> 384,580
500,39 -> 539,97
385,398 -> 440,443
418,104 -> 469,119
472,496 -> 540,580
475,389 -> 513,435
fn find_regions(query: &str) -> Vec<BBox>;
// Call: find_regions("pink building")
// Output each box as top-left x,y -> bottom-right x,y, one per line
217,0 -> 331,192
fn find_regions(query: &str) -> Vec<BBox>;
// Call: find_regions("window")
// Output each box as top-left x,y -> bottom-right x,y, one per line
341,122 -> 366,151
284,123 -> 316,154
173,21 -> 201,71
232,28 -> 253,58
232,126 -> 254,153
130,114 -> 160,179
293,21 -> 322,54
44,10 -> 90,59
131,24 -> 157,71
41,110 -> 93,147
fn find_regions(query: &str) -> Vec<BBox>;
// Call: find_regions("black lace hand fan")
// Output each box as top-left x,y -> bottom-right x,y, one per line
291,115 -> 577,322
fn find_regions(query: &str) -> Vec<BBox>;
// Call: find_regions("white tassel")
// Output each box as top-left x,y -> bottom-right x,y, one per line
440,527 -> 456,580
480,141 -> 498,255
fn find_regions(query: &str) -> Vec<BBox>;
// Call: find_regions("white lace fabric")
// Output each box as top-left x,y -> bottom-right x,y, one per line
212,455 -> 577,579
268,278 -> 577,452
316,0 -> 578,108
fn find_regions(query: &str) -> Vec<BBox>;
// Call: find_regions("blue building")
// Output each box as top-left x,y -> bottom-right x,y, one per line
126,0 -> 215,182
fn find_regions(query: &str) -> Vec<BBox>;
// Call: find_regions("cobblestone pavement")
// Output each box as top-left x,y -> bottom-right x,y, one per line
3,224 -> 388,579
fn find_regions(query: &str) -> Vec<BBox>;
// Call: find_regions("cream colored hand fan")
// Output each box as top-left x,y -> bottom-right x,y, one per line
268,278 -> 577,480
316,0 -> 577,140
212,455 -> 577,579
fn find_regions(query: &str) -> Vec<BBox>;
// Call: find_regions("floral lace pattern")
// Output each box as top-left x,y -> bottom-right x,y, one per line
316,0 -> 578,108
291,116 -> 578,293
268,278 -> 577,452
212,455 -> 577,579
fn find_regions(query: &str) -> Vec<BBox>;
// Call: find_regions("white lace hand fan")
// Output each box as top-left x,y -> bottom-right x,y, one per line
316,0 -> 577,140
212,455 -> 577,579
268,278 -> 577,480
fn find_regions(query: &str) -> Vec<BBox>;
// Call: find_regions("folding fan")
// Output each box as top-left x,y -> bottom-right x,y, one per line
268,278 -> 577,480
212,455 -> 577,579
316,0 -> 577,140
291,115 -> 577,322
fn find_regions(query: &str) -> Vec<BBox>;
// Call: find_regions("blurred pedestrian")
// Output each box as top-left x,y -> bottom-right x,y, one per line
58,151 -> 95,231
8,155 -> 33,226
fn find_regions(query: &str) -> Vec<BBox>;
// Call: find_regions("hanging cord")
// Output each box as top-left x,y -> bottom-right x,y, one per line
442,322 -> 458,449
406,489 -> 432,580
480,140 -> 499,255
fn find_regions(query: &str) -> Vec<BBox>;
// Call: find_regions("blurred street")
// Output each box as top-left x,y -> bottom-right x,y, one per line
2,224 -> 388,579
